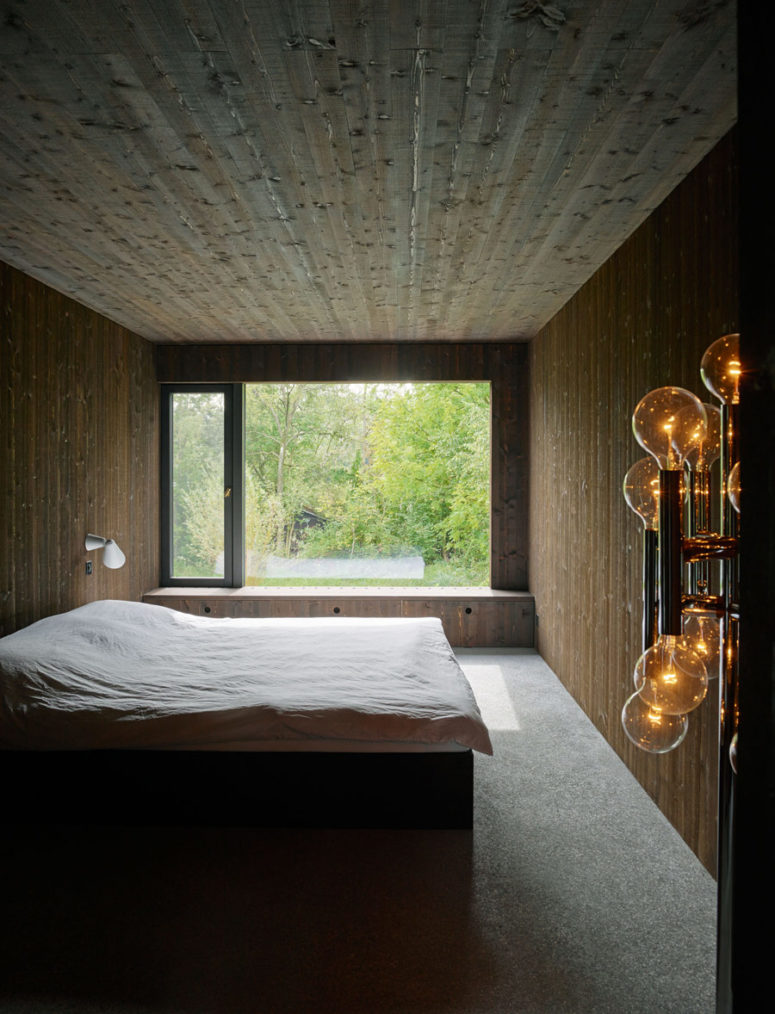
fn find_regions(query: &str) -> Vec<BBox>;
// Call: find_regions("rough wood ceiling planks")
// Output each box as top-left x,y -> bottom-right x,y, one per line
0,0 -> 736,343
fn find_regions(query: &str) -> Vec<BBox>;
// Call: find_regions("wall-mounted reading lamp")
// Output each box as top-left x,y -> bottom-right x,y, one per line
85,534 -> 126,569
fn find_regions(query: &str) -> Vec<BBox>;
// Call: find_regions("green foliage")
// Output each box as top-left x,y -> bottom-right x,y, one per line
178,467 -> 224,576
290,382 -> 491,581
171,391 -> 226,576
172,382 -> 491,586
359,383 -> 490,566
244,383 -> 378,567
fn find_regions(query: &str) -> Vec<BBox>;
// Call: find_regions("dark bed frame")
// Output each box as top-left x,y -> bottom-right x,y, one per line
2,748 -> 474,829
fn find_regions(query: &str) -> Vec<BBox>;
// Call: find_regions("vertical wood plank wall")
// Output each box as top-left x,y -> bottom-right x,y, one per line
0,262 -> 159,636
529,130 -> 739,873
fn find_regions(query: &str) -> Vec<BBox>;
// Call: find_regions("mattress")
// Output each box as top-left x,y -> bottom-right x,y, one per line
0,600 -> 493,755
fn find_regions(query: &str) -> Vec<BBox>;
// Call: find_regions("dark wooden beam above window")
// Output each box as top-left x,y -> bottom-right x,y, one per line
155,342 -> 525,383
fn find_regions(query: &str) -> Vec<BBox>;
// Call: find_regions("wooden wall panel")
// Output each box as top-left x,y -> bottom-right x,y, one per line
0,3 -> 736,346
0,262 -> 159,636
529,130 -> 739,873
156,341 -> 529,591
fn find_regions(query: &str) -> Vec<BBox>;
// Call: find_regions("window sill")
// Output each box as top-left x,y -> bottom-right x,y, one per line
144,586 -> 530,598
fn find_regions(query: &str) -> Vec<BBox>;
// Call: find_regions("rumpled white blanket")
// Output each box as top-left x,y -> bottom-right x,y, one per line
0,600 -> 493,754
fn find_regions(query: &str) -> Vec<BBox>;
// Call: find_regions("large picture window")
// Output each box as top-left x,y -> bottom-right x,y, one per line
161,382 -> 490,588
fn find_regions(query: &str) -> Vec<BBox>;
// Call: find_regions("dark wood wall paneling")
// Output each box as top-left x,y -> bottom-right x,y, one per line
0,262 -> 159,636
156,341 -> 530,593
529,130 -> 739,873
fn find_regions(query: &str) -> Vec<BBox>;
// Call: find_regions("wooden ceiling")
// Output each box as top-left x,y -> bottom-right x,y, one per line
0,1 -> 736,344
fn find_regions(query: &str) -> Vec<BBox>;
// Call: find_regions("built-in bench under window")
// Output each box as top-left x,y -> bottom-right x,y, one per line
142,587 -> 535,649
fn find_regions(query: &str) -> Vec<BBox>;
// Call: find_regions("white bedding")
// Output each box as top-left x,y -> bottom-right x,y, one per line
0,600 -> 493,755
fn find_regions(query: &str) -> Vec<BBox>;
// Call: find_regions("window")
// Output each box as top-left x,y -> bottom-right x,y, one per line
161,382 -> 490,587
161,385 -> 243,585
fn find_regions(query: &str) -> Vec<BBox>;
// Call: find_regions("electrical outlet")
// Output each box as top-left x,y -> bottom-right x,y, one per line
85,561 -> 93,575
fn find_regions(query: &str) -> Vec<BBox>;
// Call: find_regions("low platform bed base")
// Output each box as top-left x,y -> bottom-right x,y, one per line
2,748 -> 474,829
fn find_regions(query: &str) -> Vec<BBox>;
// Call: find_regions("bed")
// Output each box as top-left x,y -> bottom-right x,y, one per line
0,599 -> 492,828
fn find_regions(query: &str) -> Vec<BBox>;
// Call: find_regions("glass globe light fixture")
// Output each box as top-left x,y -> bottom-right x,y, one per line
728,461 -> 741,513
621,691 -> 689,754
633,634 -> 708,714
685,403 -> 721,471
682,611 -> 721,680
623,457 -> 660,530
632,387 -> 707,470
700,333 -> 741,405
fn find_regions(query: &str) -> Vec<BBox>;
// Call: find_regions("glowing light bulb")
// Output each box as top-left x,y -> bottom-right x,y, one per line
633,634 -> 708,714
682,611 -> 721,680
623,457 -> 660,530
701,333 -> 741,405
685,403 -> 721,470
631,387 -> 707,470
727,461 -> 741,513
621,691 -> 689,753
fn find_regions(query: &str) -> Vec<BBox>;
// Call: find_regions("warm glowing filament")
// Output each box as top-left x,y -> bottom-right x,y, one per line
662,671 -> 677,684
647,709 -> 663,725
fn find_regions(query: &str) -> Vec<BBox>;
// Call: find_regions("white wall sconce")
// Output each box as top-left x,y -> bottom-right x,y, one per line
85,534 -> 126,569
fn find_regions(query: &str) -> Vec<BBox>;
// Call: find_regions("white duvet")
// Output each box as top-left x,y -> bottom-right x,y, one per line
0,600 -> 493,754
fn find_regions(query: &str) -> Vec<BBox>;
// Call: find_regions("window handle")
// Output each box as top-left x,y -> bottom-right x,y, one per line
224,487 -> 232,498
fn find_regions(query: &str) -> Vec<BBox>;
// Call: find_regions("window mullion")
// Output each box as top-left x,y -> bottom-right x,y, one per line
230,384 -> 245,587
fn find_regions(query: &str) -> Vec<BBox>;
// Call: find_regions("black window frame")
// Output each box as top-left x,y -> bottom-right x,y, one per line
160,383 -> 244,587
160,377 -> 498,590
